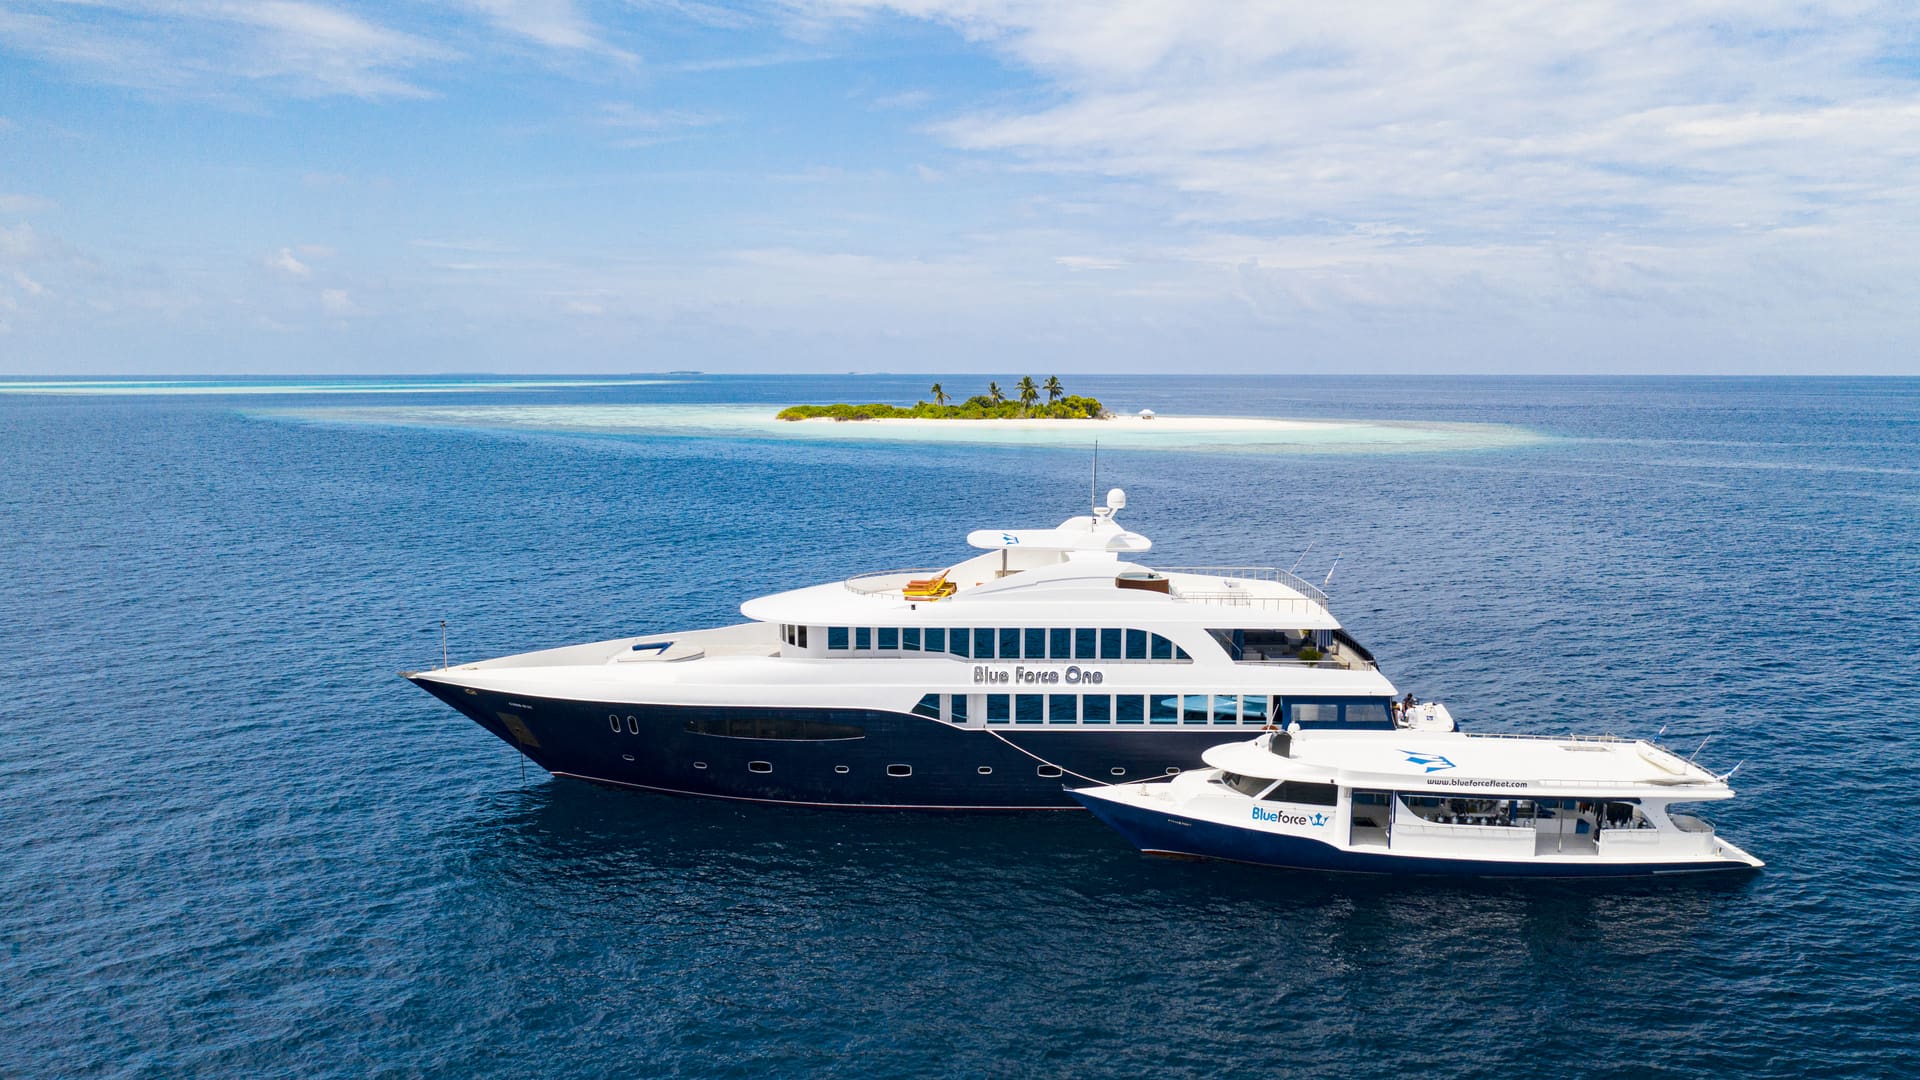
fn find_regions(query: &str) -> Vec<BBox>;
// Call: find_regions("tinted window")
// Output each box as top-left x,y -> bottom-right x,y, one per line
1100,628 -> 1122,659
1000,627 -> 1021,660
1050,627 -> 1071,659
1347,701 -> 1393,729
878,627 -> 899,650
950,694 -> 968,722
975,628 -> 996,659
951,628 -> 970,658
1126,629 -> 1148,659
1266,781 -> 1339,806
1082,695 -> 1111,724
829,626 -> 849,650
686,716 -> 866,741
1075,628 -> 1097,659
1116,695 -> 1145,724
797,626 -> 808,648
903,627 -> 920,651
1150,694 -> 1179,724
926,627 -> 945,653
1212,695 -> 1240,725
1048,694 -> 1076,723
1290,701 -> 1337,726
856,627 -> 871,650
1025,628 -> 1047,659
911,693 -> 940,720
1242,695 -> 1270,725
1015,694 -> 1043,724
987,695 -> 1011,723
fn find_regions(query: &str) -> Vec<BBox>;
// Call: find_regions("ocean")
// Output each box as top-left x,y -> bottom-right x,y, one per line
3,374 -> 1916,1078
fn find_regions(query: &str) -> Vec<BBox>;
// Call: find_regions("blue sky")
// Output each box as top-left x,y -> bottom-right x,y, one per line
3,1 -> 1919,374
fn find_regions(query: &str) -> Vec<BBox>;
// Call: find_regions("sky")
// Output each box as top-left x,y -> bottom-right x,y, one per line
2,1 -> 1919,375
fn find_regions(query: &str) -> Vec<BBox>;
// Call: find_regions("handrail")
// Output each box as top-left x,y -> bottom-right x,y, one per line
1157,566 -> 1330,606
1170,591 -> 1322,614
844,568 -> 951,597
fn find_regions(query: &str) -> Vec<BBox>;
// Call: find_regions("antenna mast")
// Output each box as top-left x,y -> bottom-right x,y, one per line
1091,440 -> 1099,524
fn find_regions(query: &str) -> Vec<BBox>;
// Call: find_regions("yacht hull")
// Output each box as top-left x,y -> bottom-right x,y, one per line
409,676 -> 1249,809
1071,791 -> 1761,877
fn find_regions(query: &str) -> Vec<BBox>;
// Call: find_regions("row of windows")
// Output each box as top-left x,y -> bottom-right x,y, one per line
1221,772 -> 1340,805
909,693 -> 1393,728
815,625 -> 1193,662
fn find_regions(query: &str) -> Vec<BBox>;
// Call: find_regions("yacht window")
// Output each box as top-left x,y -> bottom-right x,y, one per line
1222,772 -> 1274,798
1048,694 -> 1077,724
879,627 -> 899,650
912,693 -> 941,720
887,764 -> 912,777
608,714 -> 620,732
1290,701 -> 1337,726
627,716 -> 639,734
1024,627 -> 1046,659
1175,644 -> 1191,660
1110,767 -> 1126,776
1036,765 -> 1064,778
1075,628 -> 1097,659
1116,695 -> 1145,724
1049,627 -> 1071,659
829,627 -> 849,650
797,626 -> 808,648
925,627 -> 944,653
748,760 -> 773,773
856,627 -> 872,650
1265,781 -> 1338,806
974,628 -> 995,659
1126,629 -> 1148,660
834,765 -> 850,774
1242,696 -> 1270,725
687,716 -> 866,741
1081,695 -> 1112,724
1151,634 -> 1174,661
949,694 -> 969,723
1182,694 -> 1210,724
999,627 -> 1021,660
950,628 -> 970,658
1015,694 -> 1043,724
977,766 -> 993,775
1346,701 -> 1392,729
903,627 -> 920,651
1212,695 -> 1241,725
1149,694 -> 1179,724
1100,628 -> 1123,659
986,695 -> 1011,724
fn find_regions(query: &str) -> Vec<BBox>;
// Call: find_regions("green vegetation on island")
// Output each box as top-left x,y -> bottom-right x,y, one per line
778,377 -> 1106,421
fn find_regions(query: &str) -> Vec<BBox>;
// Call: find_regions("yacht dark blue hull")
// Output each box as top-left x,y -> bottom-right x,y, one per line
1070,791 -> 1758,877
409,676 -> 1274,809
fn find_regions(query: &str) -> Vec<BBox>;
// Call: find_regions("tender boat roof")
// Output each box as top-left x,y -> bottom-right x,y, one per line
1203,730 -> 1734,798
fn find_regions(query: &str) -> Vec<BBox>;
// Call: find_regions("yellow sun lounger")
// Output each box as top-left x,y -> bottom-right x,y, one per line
902,571 -> 956,600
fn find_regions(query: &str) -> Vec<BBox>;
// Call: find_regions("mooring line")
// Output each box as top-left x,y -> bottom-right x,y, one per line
981,727 -> 1127,787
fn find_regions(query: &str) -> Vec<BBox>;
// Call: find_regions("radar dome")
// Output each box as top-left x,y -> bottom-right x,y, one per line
1106,488 -> 1127,510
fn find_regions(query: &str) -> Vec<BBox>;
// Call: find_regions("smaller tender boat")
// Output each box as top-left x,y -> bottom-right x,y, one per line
1070,727 -> 1762,877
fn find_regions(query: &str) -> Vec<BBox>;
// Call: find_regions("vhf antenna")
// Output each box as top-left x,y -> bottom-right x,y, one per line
1091,440 -> 1099,524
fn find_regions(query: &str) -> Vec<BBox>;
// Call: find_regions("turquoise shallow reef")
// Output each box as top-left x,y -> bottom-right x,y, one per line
3,373 -> 1916,1078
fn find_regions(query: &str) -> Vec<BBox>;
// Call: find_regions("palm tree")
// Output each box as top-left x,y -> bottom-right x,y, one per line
988,381 -> 1004,404
1016,376 -> 1039,413
1044,375 -> 1063,403
931,382 -> 949,406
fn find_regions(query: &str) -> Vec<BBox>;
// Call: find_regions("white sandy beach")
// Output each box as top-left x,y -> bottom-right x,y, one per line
793,413 -> 1341,433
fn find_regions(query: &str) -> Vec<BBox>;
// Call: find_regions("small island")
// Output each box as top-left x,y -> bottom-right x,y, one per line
778,376 -> 1107,421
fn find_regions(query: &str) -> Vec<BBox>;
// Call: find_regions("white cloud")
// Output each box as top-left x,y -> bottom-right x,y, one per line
267,247 -> 311,276
320,287 -> 353,312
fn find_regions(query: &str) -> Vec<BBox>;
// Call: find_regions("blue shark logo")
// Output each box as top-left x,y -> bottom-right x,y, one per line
1309,812 -> 1329,827
1402,750 -> 1456,773
1002,532 -> 1020,545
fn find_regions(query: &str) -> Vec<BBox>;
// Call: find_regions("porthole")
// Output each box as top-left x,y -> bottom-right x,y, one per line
608,714 -> 620,732
626,715 -> 638,734
887,764 -> 913,778
977,766 -> 993,775
1110,767 -> 1126,777
693,761 -> 708,770
1036,765 -> 1064,779
749,761 -> 773,774
834,765 -> 850,774
622,754 -> 634,762
1165,766 -> 1181,775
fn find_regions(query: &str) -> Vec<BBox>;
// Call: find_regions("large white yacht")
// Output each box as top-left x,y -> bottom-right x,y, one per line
403,490 -> 1448,809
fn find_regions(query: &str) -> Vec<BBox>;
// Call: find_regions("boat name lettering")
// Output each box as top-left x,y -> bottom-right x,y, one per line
1251,806 -> 1325,827
1425,777 -> 1529,789
973,665 -> 1105,685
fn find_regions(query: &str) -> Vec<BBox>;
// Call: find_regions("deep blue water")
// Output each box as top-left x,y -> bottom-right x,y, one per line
4,375 -> 1917,1078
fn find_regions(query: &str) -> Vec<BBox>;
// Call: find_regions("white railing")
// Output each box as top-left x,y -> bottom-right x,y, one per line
1170,592 -> 1323,615
843,568 -> 949,597
1158,566 -> 1330,606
